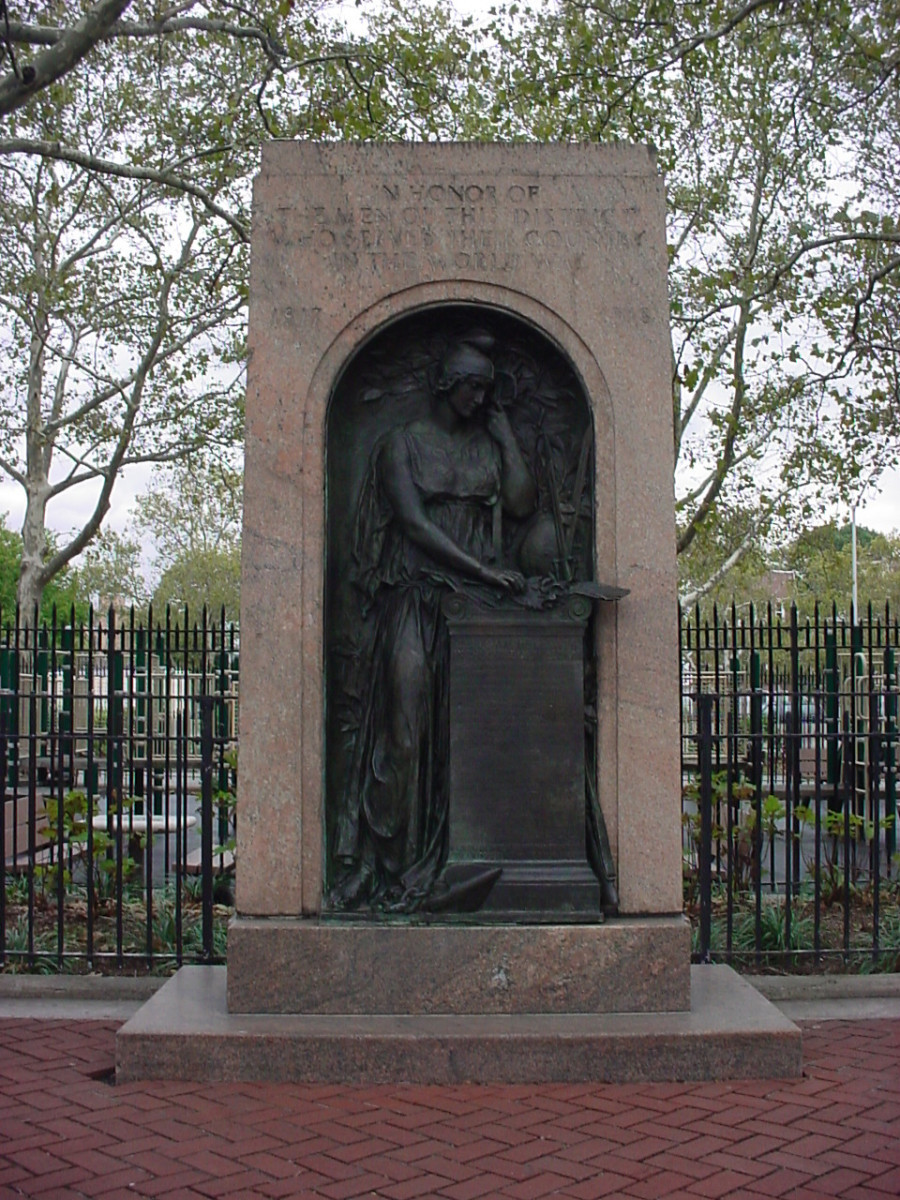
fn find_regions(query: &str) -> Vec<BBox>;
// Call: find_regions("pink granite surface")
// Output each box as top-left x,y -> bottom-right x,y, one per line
226,916 -> 691,1015
239,144 -> 681,920
117,966 -> 803,1084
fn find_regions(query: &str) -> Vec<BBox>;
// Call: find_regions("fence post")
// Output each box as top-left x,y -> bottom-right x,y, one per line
698,693 -> 714,963
200,693 -> 214,961
825,627 -> 839,789
870,726 -> 882,962
789,605 -> 802,899
885,642 -> 897,866
27,690 -> 37,965
0,690 -> 7,966
725,709 -> 735,958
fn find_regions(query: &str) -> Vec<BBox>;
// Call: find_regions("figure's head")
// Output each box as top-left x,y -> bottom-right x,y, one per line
434,339 -> 495,420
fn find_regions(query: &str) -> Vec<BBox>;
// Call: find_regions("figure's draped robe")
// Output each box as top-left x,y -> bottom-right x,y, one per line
335,420 -> 502,906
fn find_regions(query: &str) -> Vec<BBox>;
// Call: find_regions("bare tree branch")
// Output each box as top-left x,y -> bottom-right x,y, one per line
0,138 -> 249,242
39,221 -> 201,583
0,0 -> 134,116
41,299 -> 242,438
6,12 -> 279,50
678,517 -> 765,608
0,453 -> 26,486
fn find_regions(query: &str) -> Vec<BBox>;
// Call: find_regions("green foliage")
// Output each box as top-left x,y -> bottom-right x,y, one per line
485,0 -> 900,596
686,763 -> 900,965
794,803 -> 896,906
682,520 -> 900,618
1,882 -> 232,972
0,918 -> 64,974
75,529 -> 149,612
0,518 -> 18,617
683,770 -> 783,898
152,548 -> 241,622
694,882 -> 900,971
731,903 -> 815,960
784,524 -> 900,619
133,457 -> 243,619
689,892 -> 813,964
677,502 -> 772,608
135,458 -> 242,563
0,515 -> 87,624
151,887 -> 229,962
36,789 -> 140,908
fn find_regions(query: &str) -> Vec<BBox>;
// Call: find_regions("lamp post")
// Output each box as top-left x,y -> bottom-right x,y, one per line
850,472 -> 875,625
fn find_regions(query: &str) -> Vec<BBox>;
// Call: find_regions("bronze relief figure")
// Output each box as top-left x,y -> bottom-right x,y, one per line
325,309 -> 619,915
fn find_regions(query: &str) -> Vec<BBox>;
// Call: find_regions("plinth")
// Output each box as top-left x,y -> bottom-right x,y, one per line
442,594 -> 599,914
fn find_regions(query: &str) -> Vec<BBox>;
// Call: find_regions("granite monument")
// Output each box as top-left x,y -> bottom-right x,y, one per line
116,144 -> 801,1083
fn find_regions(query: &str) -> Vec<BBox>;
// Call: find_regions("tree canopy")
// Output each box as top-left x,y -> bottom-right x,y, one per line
75,528 -> 149,610
480,0 -> 900,593
1,0 -> 898,608
681,517 -> 900,619
0,513 -> 86,620
135,457 -> 242,619
1,0 -> 487,611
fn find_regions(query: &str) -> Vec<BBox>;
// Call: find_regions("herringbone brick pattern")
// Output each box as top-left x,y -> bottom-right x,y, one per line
1,1018 -> 898,1199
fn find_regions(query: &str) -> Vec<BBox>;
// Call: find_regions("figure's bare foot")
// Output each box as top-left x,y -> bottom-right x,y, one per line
327,862 -> 373,909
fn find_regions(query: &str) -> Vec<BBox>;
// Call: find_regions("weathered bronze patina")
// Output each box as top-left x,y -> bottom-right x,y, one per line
325,306 -> 621,916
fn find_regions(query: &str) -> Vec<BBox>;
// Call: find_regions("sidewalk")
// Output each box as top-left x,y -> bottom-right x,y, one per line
1,975 -> 899,1199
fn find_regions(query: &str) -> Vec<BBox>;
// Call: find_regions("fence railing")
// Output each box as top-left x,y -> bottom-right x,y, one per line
682,602 -> 899,968
0,606 -> 238,972
3,602 -> 899,972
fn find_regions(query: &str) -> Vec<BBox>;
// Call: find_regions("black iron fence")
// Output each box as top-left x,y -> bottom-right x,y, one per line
2,602 -> 899,972
0,607 -> 238,972
682,602 -> 899,968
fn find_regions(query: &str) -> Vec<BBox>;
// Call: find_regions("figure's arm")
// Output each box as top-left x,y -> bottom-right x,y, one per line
485,406 -> 536,519
380,434 -> 523,590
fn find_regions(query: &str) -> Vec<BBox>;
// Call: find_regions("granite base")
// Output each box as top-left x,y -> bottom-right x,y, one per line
116,965 -> 801,1084
226,915 -> 691,1015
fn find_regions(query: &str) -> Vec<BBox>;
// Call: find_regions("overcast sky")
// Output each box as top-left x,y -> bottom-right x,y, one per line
2,438 -> 897,562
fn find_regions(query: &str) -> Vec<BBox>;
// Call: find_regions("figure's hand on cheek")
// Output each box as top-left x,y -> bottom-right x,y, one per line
484,403 -> 514,444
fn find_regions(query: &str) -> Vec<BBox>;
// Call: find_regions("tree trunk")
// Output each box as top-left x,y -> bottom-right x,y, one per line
18,486 -> 50,619
19,267 -> 51,619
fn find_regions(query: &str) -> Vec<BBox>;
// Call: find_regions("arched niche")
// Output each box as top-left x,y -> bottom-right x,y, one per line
323,303 -> 615,916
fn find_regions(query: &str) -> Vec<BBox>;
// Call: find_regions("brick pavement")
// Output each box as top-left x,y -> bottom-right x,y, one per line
0,1017 -> 898,1199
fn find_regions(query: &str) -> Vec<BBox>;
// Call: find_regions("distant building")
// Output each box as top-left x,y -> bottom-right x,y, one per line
759,568 -> 795,612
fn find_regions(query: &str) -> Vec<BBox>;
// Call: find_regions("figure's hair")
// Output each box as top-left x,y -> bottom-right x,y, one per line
434,336 -> 495,396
